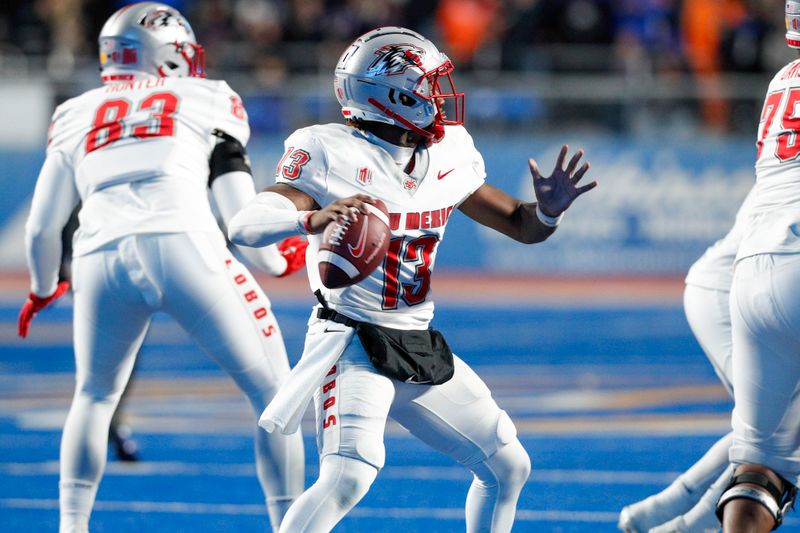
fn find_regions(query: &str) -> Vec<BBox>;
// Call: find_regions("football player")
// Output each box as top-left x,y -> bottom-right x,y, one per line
18,3 -> 305,532
228,27 -> 596,532
618,188 -> 755,533
713,2 -> 800,530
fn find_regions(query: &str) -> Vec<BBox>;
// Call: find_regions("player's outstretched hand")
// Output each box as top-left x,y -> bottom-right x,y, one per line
530,145 -> 597,218
307,194 -> 375,234
18,280 -> 70,338
277,236 -> 309,277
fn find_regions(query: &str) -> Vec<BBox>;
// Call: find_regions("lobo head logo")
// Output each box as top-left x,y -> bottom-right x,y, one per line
141,9 -> 189,32
367,44 -> 425,77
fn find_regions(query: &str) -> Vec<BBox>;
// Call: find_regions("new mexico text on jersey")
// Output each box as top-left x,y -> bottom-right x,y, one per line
275,123 -> 486,329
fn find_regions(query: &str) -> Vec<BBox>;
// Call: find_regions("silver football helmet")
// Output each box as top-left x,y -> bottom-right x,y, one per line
98,2 -> 205,82
788,0 -> 800,48
334,27 -> 464,144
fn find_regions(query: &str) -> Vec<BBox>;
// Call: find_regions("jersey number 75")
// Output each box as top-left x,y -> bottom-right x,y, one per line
757,88 -> 800,162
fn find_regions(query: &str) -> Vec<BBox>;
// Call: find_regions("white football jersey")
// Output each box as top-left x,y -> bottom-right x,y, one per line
685,185 -> 756,291
276,124 -> 486,329
738,58 -> 800,262
47,76 -> 249,256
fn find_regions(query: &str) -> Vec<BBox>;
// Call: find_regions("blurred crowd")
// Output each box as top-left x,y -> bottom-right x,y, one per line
0,0 -> 788,75
0,0 -> 792,133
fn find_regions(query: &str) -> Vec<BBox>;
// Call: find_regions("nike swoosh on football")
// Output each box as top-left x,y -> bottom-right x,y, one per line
437,168 -> 455,180
347,216 -> 370,258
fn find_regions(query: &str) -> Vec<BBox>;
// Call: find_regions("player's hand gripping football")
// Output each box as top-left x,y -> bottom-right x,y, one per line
530,144 -> 597,218
17,280 -> 70,338
306,194 -> 375,234
277,236 -> 309,277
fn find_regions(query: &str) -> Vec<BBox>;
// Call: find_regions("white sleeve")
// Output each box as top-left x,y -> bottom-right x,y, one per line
25,151 -> 79,296
210,171 -> 288,276
275,128 -> 329,206
228,191 -> 312,248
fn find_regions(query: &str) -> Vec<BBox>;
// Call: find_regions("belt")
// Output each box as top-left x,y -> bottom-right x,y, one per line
316,307 -> 360,328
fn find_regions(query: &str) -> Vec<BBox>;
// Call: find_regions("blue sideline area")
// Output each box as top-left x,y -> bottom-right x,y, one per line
1,297 -> 797,532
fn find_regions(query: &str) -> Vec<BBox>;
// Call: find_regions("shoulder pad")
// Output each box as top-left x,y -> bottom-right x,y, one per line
277,127 -> 328,183
210,80 -> 249,146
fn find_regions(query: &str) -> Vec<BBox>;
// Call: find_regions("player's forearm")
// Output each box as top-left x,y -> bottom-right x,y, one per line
26,152 -> 78,296
513,202 -> 560,244
228,191 -> 313,247
25,227 -> 64,297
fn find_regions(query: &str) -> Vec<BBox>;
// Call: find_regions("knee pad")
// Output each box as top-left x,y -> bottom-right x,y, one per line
496,410 -> 517,447
320,455 -> 378,510
715,471 -> 797,529
473,438 -> 531,493
499,440 -> 531,491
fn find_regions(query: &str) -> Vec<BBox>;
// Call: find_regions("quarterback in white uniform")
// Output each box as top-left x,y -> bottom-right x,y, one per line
713,2 -> 800,531
18,4 -> 305,532
229,27 -> 596,532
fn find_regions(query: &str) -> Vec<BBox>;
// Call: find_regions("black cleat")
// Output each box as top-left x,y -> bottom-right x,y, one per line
109,423 -> 140,462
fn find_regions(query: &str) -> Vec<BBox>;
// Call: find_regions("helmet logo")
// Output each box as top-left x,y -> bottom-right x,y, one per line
367,44 -> 425,77
141,10 -> 189,33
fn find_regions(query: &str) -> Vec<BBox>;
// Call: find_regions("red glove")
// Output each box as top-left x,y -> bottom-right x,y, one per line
18,280 -> 70,338
277,236 -> 309,277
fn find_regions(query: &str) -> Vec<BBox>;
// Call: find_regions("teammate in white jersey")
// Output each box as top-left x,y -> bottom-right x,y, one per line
18,4 -> 305,532
618,187 -> 756,533
712,2 -> 800,531
228,27 -> 597,532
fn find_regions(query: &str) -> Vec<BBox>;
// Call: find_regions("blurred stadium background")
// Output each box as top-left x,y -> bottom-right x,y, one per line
2,1 -> 798,532
0,0 -> 793,276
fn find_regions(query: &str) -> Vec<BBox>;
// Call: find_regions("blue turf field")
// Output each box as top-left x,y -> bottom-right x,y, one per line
1,293 -> 798,532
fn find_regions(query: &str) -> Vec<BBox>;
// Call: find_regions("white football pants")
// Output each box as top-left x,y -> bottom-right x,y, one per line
684,284 -> 734,396
729,253 -> 800,487
278,316 -> 531,532
60,231 -> 304,531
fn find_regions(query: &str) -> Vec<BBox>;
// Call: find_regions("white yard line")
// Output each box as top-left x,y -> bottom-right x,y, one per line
0,460 -> 679,484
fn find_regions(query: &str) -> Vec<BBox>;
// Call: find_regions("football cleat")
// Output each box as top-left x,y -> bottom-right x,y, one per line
109,423 -> 140,462
618,481 -> 697,533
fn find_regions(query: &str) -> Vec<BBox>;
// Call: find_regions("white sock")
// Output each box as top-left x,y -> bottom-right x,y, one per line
254,425 -> 305,530
676,433 -> 732,493
267,495 -> 297,532
278,455 -> 377,533
465,439 -> 531,533
59,480 -> 97,533
681,464 -> 734,531
59,391 -> 118,533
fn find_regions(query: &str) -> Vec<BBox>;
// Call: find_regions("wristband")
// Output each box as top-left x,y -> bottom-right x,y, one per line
297,211 -> 317,235
536,204 -> 563,227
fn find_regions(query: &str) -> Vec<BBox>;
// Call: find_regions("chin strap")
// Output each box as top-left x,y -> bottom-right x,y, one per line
367,98 -> 445,144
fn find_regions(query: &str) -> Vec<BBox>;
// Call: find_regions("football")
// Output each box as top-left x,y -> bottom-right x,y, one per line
318,199 -> 391,289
